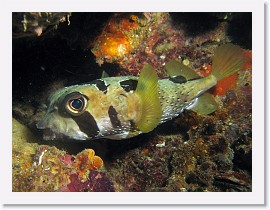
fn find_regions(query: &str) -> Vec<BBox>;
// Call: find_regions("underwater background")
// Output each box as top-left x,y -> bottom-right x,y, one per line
12,12 -> 252,192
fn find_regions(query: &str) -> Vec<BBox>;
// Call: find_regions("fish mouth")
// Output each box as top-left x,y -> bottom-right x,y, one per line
36,119 -> 47,129
36,119 -> 89,141
42,129 -> 59,140
36,119 -> 61,140
38,127 -> 89,141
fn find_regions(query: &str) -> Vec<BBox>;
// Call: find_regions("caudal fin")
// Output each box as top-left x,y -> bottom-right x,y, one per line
211,44 -> 245,81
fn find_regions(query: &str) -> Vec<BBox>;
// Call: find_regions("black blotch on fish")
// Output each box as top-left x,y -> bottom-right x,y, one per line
129,120 -> 136,128
169,75 -> 187,84
120,79 -> 138,92
91,79 -> 109,94
72,111 -> 100,138
108,106 -> 121,128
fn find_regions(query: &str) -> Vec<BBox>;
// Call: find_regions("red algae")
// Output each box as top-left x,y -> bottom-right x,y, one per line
212,73 -> 239,96
198,64 -> 212,77
198,63 -> 239,96
242,49 -> 252,71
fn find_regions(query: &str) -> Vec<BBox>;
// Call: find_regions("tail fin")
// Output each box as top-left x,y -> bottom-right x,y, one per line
211,44 -> 245,81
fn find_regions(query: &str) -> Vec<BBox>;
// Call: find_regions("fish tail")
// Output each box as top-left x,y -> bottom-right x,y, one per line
211,43 -> 245,81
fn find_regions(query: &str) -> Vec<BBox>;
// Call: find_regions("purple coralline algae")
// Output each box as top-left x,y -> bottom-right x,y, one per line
66,172 -> 115,192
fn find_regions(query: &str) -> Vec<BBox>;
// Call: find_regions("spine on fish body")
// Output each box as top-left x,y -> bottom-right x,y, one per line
157,75 -> 217,122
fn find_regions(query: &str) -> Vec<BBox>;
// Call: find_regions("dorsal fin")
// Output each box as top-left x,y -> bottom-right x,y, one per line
101,70 -> 109,78
165,60 -> 200,80
188,92 -> 218,115
135,64 -> 162,133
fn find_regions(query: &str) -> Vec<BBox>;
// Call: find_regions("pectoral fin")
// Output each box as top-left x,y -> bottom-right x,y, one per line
135,64 -> 162,133
188,92 -> 218,115
101,70 -> 109,78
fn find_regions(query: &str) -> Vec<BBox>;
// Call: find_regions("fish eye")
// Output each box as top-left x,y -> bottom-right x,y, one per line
65,94 -> 88,116
70,98 -> 83,110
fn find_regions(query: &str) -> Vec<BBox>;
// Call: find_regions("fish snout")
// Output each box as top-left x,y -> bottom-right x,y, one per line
36,119 -> 47,129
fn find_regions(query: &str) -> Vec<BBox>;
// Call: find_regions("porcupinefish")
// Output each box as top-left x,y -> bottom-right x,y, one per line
37,44 -> 245,140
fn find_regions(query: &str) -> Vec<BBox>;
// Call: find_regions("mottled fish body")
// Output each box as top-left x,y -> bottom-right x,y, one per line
37,44 -> 245,140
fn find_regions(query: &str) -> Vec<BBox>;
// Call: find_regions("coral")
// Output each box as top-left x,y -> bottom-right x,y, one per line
72,149 -> 103,182
12,119 -> 111,192
106,135 -> 176,192
13,12 -> 71,38
90,13 -> 230,78
12,118 -> 39,191
91,14 -> 143,65
213,171 -> 251,191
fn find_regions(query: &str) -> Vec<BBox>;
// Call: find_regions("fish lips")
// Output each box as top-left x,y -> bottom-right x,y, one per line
36,119 -> 47,129
36,118 -> 89,141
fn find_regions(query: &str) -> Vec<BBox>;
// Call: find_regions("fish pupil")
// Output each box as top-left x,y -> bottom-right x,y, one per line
71,98 -> 83,110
